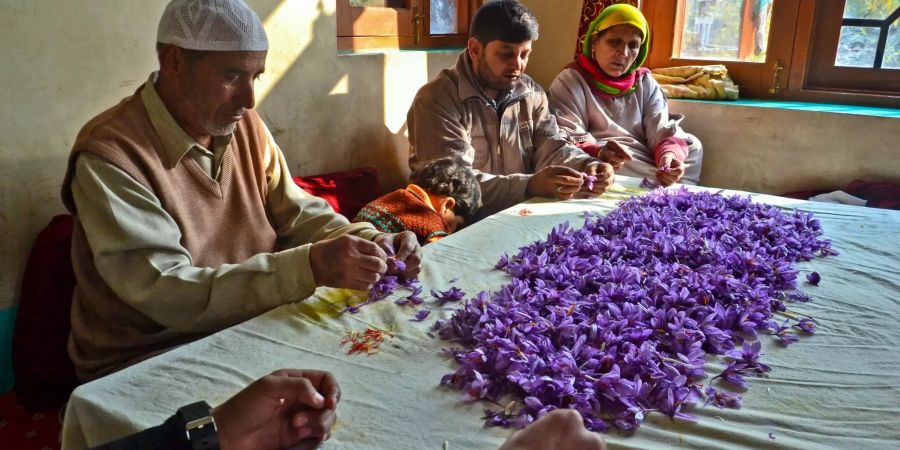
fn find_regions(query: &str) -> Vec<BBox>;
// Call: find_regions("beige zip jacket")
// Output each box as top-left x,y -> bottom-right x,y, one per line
408,52 -> 597,215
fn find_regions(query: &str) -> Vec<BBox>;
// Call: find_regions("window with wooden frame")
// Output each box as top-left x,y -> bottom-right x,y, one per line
337,1 -> 482,52
801,1 -> 900,95
642,0 -> 900,107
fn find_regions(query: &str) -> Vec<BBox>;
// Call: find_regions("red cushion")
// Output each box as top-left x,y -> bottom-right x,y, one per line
575,1 -> 631,57
293,167 -> 381,219
845,179 -> 900,210
781,180 -> 900,211
12,215 -> 79,410
0,391 -> 62,450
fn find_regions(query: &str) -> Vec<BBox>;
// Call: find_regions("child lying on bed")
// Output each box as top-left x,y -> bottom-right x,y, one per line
353,157 -> 481,244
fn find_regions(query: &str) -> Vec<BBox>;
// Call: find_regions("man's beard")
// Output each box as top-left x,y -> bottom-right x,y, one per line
476,55 -> 515,92
206,122 -> 237,137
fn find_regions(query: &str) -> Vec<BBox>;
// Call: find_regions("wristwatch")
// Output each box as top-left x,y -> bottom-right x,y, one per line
175,401 -> 220,450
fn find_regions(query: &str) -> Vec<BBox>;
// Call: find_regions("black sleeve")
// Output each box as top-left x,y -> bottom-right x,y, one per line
90,414 -> 189,450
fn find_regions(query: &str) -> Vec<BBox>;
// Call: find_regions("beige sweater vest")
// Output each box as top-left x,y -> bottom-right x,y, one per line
61,85 -> 278,380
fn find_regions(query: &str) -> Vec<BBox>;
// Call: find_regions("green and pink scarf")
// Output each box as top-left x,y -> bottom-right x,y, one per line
569,4 -> 651,99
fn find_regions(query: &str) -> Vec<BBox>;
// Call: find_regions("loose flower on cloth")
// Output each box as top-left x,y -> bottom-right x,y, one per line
639,177 -> 660,189
432,287 -> 466,307
436,188 -> 836,433
796,319 -> 816,334
806,271 -> 821,286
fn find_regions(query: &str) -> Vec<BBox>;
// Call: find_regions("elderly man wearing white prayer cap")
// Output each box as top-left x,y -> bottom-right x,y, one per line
61,0 -> 422,384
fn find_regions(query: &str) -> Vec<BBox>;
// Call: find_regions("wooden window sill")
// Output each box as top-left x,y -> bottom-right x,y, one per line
669,98 -> 900,119
337,47 -> 464,56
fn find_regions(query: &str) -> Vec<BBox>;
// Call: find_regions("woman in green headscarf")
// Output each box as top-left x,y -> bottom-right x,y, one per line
548,4 -> 703,186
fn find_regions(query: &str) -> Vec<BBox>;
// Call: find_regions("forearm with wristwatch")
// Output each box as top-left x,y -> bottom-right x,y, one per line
90,401 -> 219,450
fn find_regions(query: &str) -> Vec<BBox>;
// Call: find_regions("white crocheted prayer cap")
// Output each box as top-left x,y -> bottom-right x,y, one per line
157,0 -> 268,51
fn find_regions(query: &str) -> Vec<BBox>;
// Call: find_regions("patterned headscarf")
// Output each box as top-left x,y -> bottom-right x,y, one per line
582,4 -> 650,72
571,4 -> 650,98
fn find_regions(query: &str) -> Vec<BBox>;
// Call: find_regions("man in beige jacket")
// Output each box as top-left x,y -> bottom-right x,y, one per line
62,0 -> 421,381
408,0 -> 615,216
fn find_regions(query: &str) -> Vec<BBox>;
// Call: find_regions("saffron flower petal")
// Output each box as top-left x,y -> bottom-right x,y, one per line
796,318 -> 817,334
412,309 -> 431,322
806,271 -> 821,286
580,172 -> 597,192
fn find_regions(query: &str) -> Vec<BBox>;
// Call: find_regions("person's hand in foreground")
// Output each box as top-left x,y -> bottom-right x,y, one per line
373,231 -> 422,278
499,409 -> 606,450
310,234 -> 388,291
582,161 -> 615,196
656,152 -> 685,186
213,369 -> 340,450
527,165 -> 585,200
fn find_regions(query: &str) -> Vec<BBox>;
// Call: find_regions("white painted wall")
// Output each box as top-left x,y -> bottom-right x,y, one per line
671,101 -> 900,194
520,0 -> 583,90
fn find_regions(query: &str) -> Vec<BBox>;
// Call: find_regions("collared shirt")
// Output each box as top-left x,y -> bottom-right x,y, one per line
140,73 -> 228,179
407,52 -> 596,216
70,74 -> 379,374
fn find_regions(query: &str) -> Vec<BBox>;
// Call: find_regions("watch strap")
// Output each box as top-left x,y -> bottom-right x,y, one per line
175,401 -> 219,450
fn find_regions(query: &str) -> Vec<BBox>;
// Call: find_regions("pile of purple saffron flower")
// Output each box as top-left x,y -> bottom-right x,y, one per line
436,188 -> 836,432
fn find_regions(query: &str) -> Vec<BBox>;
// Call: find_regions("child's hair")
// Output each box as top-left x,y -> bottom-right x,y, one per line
410,157 -> 481,219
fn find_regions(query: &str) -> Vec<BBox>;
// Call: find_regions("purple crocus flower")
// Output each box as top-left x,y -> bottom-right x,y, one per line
704,387 -> 743,409
785,290 -> 812,302
411,309 -> 431,322
775,332 -> 799,346
368,275 -> 400,301
769,320 -> 799,347
796,318 -> 816,334
580,172 -> 597,192
806,271 -> 821,286
431,287 -> 466,306
388,258 -> 407,274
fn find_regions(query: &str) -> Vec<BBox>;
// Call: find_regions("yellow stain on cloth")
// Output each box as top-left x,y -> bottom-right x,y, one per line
290,288 -> 366,321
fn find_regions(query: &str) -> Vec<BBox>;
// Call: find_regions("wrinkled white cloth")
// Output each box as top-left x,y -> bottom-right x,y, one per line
809,190 -> 867,206
63,177 -> 900,449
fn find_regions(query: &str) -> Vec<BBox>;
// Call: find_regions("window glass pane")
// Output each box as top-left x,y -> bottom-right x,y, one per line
430,0 -> 459,35
842,0 -> 900,20
835,26 -> 879,67
676,0 -> 772,62
350,0 -> 405,7
885,18 -> 900,69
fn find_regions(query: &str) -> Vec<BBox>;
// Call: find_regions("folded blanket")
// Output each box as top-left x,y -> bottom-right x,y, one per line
651,65 -> 739,100
809,190 -> 867,206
